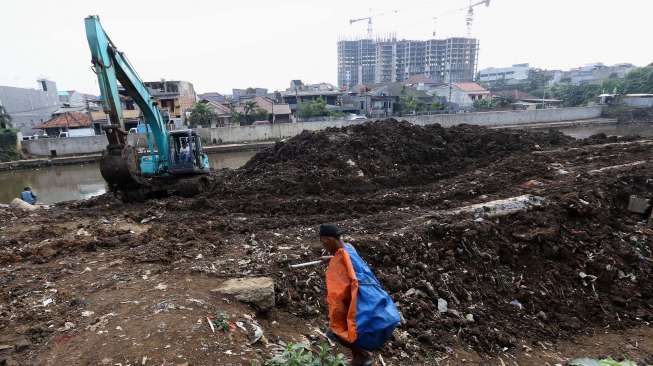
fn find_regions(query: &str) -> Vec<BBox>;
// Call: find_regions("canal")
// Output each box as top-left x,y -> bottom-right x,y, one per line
0,150 -> 256,204
2,122 -> 653,205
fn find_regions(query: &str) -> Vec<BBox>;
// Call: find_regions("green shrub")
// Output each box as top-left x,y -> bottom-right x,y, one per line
266,342 -> 348,366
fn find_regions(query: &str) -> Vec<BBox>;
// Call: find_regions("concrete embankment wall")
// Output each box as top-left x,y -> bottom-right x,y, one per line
198,106 -> 603,144
23,136 -> 107,156
22,107 -> 602,156
406,106 -> 603,127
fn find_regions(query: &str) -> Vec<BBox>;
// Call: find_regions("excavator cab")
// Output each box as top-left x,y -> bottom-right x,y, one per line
168,130 -> 210,175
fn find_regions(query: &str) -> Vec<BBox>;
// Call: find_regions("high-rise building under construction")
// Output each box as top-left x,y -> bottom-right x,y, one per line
337,36 -> 479,89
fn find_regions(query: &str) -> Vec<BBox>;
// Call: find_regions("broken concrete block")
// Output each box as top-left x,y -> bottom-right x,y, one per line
627,195 -> 650,214
213,277 -> 275,311
9,198 -> 37,212
14,338 -> 30,352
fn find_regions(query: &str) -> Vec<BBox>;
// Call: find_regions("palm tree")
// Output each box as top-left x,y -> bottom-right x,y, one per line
0,104 -> 12,129
243,100 -> 257,123
188,102 -> 216,128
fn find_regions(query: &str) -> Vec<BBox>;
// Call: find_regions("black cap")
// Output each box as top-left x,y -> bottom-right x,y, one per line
319,224 -> 343,238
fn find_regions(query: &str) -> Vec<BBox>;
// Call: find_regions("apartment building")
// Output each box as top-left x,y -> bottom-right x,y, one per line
338,37 -> 479,89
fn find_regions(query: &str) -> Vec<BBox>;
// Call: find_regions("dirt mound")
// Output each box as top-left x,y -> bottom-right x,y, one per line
275,153 -> 653,355
218,119 -> 573,197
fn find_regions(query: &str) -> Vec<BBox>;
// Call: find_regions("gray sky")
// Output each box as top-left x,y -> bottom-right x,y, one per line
1,0 -> 651,95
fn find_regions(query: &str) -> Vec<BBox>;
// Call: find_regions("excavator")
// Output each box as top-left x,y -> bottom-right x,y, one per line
85,15 -> 210,201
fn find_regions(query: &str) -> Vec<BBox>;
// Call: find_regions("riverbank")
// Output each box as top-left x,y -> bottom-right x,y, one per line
0,141 -> 274,172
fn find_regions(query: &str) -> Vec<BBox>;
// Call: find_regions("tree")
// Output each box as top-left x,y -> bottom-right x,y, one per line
550,83 -> 602,107
622,66 -> 653,94
525,68 -> 553,94
251,107 -> 269,122
399,95 -> 419,115
226,101 -> 244,124
297,97 -> 329,119
243,100 -> 258,123
0,104 -> 11,129
188,102 -> 217,128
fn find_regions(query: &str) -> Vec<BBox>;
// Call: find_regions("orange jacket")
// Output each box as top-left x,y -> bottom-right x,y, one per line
325,247 -> 359,343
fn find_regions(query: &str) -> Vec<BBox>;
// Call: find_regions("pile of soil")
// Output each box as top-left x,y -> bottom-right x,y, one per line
219,120 -> 573,197
2,120 -> 653,365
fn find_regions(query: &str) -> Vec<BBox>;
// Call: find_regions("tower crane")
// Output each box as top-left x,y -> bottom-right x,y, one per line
349,10 -> 398,39
464,0 -> 490,37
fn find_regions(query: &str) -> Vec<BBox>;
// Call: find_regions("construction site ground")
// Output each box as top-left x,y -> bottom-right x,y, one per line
1,120 -> 652,365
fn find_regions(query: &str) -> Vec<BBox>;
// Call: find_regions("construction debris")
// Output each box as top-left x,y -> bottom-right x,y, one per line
213,277 -> 276,312
1,120 -> 652,365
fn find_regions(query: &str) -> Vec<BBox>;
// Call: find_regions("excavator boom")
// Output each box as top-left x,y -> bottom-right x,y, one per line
85,15 -> 210,200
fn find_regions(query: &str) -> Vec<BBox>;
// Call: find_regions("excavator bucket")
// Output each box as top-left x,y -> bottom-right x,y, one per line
99,144 -> 141,192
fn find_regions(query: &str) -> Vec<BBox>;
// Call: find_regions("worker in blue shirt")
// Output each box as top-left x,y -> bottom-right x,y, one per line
20,187 -> 37,204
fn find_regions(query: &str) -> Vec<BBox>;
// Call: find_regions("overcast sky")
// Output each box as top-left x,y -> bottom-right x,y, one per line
1,0 -> 651,95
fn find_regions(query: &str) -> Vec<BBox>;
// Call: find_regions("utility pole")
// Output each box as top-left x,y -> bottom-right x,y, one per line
447,39 -> 453,114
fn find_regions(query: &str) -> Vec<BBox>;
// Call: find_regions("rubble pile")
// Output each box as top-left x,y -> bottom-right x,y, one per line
219,120 -> 573,196
1,120 -> 653,364
289,176 -> 653,351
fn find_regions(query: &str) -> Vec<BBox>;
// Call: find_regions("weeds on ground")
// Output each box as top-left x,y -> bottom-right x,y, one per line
266,342 -> 348,366
212,311 -> 230,332
569,358 -> 638,366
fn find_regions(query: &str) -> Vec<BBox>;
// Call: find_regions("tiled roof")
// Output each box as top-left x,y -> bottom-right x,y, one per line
453,82 -> 489,93
205,101 -> 232,114
35,112 -> 91,129
405,74 -> 437,85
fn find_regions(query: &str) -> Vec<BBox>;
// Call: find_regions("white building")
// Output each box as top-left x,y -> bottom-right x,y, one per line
563,63 -> 635,85
478,63 -> 531,84
431,82 -> 490,109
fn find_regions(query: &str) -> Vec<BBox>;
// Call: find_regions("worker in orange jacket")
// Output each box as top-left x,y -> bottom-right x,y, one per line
319,224 -> 400,366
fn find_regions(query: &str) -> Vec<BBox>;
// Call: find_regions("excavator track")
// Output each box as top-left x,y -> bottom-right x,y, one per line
100,145 -> 211,202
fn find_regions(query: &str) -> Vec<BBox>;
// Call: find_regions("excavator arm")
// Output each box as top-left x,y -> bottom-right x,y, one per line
85,15 -> 169,172
84,15 -> 210,201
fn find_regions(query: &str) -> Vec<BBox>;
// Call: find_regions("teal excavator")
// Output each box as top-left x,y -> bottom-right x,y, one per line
85,15 -> 210,201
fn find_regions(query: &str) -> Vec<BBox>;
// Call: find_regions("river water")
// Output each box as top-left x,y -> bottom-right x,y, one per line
0,151 -> 256,204
2,122 -> 653,204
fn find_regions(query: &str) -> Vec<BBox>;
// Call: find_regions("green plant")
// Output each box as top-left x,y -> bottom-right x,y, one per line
212,312 -> 230,332
188,102 -> 217,128
569,358 -> 637,366
0,105 -> 11,129
298,97 -> 330,119
266,342 -> 348,366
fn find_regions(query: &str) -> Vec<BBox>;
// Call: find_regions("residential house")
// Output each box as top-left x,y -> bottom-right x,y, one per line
232,96 -> 293,123
0,79 -> 60,135
58,90 -> 85,107
91,94 -> 142,132
404,74 -> 441,92
35,112 -> 94,137
144,80 -> 197,125
202,101 -> 234,127
249,96 -> 292,123
431,82 -> 490,109
232,88 -> 268,103
198,92 -> 226,103
361,83 -> 439,117
281,90 -> 342,114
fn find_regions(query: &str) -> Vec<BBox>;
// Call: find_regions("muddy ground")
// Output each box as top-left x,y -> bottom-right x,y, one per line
1,120 -> 652,365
